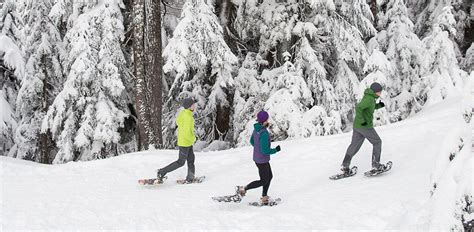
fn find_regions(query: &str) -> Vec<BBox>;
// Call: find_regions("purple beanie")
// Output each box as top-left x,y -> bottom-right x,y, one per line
256,111 -> 269,123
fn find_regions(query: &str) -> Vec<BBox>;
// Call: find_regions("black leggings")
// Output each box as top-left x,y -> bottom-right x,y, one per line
245,162 -> 273,197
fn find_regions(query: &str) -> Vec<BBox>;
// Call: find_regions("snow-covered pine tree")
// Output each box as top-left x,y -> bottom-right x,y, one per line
464,43 -> 474,72
42,0 -> 131,163
323,0 -> 375,131
407,0 -> 473,73
360,49 -> 391,126
232,0 -> 374,141
422,7 -> 466,106
0,0 -> 22,44
410,0 -> 470,45
292,3 -> 342,136
232,1 -> 309,143
14,0 -> 66,163
0,0 -> 24,156
375,0 -> 428,121
48,0 -> 74,38
263,53 -> 313,140
163,0 -> 237,148
232,52 -> 265,146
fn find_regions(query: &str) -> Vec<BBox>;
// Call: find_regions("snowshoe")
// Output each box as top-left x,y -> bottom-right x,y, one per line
329,166 -> 358,180
176,176 -> 206,184
249,197 -> 281,207
364,161 -> 392,177
212,186 -> 245,203
138,176 -> 167,185
212,194 -> 242,203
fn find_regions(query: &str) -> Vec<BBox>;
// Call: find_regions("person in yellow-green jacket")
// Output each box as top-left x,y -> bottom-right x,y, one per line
156,97 -> 197,183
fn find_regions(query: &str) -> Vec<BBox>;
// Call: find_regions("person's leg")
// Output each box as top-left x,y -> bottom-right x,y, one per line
245,163 -> 265,191
158,147 -> 188,176
341,129 -> 366,168
186,146 -> 195,181
360,128 -> 382,168
262,163 -> 273,197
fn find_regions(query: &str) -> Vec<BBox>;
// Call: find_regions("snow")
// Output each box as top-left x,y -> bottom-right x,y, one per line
0,96 -> 471,230
201,140 -> 231,152
0,89 -> 16,133
0,35 -> 24,80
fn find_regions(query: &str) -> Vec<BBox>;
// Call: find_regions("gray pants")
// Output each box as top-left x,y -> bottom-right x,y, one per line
159,146 -> 195,181
342,128 -> 382,168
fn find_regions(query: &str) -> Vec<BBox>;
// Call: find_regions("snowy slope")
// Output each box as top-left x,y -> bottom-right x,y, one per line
1,97 -> 471,231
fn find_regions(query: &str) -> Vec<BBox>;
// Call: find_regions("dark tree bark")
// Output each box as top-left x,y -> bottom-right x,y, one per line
39,55 -> 50,164
133,0 -> 151,150
369,0 -> 378,28
215,0 -> 246,56
132,0 -> 163,150
145,0 -> 163,147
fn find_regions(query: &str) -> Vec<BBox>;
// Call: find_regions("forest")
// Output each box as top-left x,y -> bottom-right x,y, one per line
0,0 -> 472,164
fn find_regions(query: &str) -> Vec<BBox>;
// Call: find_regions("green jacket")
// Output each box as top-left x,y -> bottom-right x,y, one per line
353,88 -> 384,129
176,109 -> 196,147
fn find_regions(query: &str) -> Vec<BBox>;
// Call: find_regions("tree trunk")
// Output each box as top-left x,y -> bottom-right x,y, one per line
133,0 -> 150,150
40,55 -> 49,164
369,0 -> 378,29
215,0 -> 240,56
145,0 -> 163,148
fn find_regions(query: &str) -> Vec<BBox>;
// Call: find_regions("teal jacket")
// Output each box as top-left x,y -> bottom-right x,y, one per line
353,88 -> 384,129
250,123 -> 278,155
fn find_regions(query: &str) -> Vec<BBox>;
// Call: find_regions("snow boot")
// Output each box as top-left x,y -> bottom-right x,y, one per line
156,169 -> 167,183
236,186 -> 247,197
340,166 -> 351,174
260,196 -> 270,205
367,164 -> 385,175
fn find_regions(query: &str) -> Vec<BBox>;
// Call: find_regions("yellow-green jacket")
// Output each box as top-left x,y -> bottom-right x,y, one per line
176,109 -> 196,147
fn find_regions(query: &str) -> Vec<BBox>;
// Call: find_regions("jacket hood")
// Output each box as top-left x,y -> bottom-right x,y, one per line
254,123 -> 264,131
364,88 -> 379,98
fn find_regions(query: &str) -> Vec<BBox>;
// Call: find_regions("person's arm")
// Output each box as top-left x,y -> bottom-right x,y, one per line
250,134 -> 254,146
189,116 -> 195,140
259,132 -> 277,155
176,112 -> 181,127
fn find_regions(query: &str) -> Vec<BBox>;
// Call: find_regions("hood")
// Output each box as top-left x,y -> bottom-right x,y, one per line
364,88 -> 379,99
254,123 -> 264,131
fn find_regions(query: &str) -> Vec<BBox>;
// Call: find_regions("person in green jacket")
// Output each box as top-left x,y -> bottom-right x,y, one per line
156,97 -> 197,182
341,82 -> 386,173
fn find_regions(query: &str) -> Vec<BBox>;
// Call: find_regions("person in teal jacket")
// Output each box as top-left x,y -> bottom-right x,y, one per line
236,111 -> 281,205
156,97 -> 197,183
341,82 -> 386,173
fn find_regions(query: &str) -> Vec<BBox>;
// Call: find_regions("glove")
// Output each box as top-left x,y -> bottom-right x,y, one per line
379,102 -> 385,108
275,145 -> 281,152
361,122 -> 368,126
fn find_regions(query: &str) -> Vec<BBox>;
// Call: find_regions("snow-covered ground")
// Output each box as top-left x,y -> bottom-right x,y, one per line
1,97 -> 472,231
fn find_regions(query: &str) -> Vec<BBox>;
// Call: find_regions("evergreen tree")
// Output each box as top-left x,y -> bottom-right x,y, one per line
163,0 -> 237,148
464,43 -> 474,72
42,0 -> 131,163
375,0 -> 428,121
0,0 -> 24,156
232,52 -> 265,146
421,6 -> 467,107
360,49 -> 391,126
263,54 -> 313,140
14,0 -> 65,163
